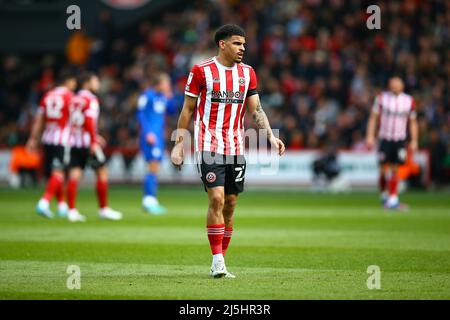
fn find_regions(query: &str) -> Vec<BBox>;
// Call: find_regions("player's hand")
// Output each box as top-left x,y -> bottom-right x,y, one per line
146,133 -> 157,145
96,135 -> 106,148
90,142 -> 100,155
366,136 -> 375,150
170,141 -> 184,171
270,136 -> 285,156
409,140 -> 418,152
26,137 -> 38,152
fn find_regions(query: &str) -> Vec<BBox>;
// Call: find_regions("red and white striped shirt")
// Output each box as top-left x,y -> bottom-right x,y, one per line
38,86 -> 73,146
372,91 -> 416,141
185,57 -> 258,155
68,90 -> 100,148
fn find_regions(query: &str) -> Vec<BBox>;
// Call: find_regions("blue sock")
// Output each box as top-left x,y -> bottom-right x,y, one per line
144,173 -> 157,197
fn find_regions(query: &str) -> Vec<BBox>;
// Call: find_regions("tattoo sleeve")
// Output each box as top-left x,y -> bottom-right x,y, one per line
252,99 -> 273,139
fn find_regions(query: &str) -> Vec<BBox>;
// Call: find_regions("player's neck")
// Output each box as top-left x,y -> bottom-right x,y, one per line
215,54 -> 235,68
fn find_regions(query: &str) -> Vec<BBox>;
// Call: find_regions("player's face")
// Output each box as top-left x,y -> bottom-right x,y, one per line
89,76 -> 101,93
155,75 -> 171,94
389,77 -> 404,95
223,35 -> 246,63
159,78 -> 171,93
66,78 -> 77,91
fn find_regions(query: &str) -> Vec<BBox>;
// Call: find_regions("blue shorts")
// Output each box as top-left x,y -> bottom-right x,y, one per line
140,140 -> 164,162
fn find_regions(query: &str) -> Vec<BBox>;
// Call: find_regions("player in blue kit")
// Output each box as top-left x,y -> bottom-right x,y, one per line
137,73 -> 177,215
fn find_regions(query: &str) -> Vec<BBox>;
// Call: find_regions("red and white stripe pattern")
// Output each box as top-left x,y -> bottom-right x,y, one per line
186,57 -> 256,155
222,227 -> 233,256
68,90 -> 100,148
373,91 -> 416,141
41,124 -> 70,146
224,228 -> 233,238
39,86 -> 73,146
206,223 -> 225,255
207,224 -> 225,236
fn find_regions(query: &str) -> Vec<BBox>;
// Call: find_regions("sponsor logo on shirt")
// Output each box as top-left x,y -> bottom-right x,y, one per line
211,90 -> 245,104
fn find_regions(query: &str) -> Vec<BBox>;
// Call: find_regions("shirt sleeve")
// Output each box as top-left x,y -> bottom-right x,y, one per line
84,117 -> 97,144
247,67 -> 258,97
84,98 -> 99,143
136,93 -> 152,135
184,64 -> 202,98
85,98 -> 100,121
409,97 -> 417,119
37,94 -> 46,114
372,94 -> 382,114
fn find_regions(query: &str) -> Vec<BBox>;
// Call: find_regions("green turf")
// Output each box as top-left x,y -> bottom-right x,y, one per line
0,185 -> 449,299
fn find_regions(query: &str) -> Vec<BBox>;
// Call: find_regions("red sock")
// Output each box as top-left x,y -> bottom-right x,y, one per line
222,227 -> 233,256
388,172 -> 398,196
43,174 -> 63,201
55,180 -> 65,203
379,172 -> 386,193
96,179 -> 108,209
207,224 -> 225,255
67,179 -> 78,209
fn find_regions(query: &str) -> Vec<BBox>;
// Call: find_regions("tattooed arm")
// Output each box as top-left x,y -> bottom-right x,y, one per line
247,94 -> 285,156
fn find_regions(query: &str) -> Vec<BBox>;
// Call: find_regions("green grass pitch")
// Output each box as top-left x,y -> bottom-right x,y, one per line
0,185 -> 449,299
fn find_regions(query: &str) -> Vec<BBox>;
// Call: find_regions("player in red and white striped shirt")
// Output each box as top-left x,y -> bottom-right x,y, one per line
171,24 -> 285,278
366,76 -> 419,210
65,72 -> 123,222
27,71 -> 77,219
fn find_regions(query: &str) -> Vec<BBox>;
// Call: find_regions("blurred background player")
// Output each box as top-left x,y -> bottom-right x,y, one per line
65,72 -> 123,222
366,76 -> 419,210
171,24 -> 285,278
26,71 -> 76,219
137,72 -> 177,215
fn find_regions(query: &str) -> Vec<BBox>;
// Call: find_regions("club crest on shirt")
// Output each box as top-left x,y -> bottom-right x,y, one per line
206,172 -> 216,183
239,77 -> 245,85
213,78 -> 220,83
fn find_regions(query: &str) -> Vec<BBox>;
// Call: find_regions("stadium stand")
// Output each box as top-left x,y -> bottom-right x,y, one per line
0,0 -> 449,185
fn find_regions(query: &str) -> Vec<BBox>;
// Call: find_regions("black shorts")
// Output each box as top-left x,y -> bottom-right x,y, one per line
378,139 -> 407,165
69,147 -> 107,170
197,152 -> 246,195
43,144 -> 67,178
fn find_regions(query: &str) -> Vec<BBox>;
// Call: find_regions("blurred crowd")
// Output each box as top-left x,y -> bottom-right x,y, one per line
1,0 -> 449,184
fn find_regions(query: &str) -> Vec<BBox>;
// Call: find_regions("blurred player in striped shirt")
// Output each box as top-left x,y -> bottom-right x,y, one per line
64,72 -> 123,222
366,76 -> 419,210
26,71 -> 76,219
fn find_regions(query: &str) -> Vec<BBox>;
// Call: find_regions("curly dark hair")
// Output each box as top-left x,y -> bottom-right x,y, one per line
214,24 -> 246,47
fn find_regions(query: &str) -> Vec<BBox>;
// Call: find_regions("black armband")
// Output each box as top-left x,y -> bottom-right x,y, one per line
247,88 -> 258,97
